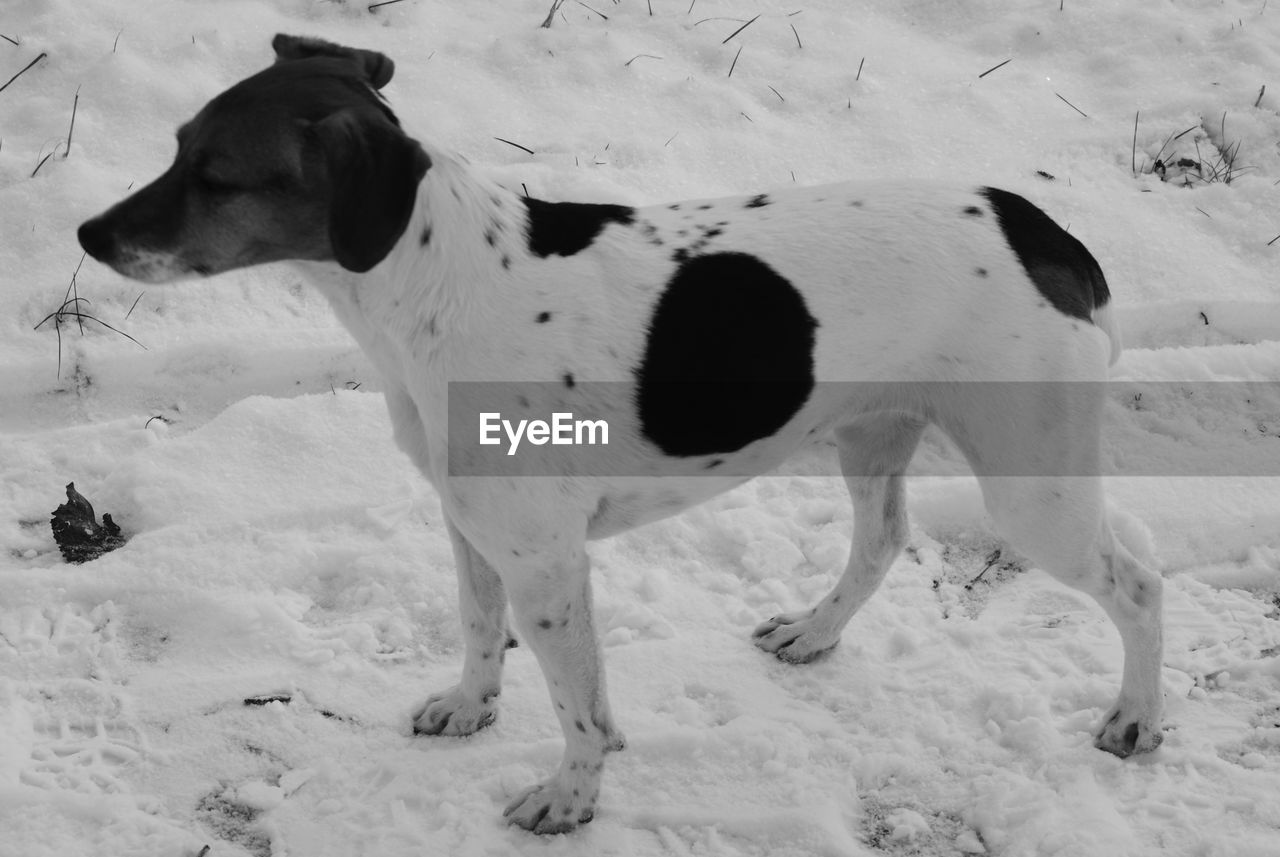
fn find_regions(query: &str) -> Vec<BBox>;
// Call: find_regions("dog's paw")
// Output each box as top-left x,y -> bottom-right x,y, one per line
411,685 -> 498,737
503,779 -> 597,834
1094,701 -> 1163,757
751,609 -> 839,663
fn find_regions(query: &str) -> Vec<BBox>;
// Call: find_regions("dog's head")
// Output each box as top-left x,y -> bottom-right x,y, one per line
78,34 -> 430,282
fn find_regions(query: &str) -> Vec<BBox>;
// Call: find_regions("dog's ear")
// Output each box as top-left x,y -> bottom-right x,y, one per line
271,33 -> 396,89
314,109 -> 431,273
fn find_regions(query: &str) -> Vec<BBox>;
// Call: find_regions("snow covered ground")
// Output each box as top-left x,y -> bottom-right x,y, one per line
2,1 -> 1279,854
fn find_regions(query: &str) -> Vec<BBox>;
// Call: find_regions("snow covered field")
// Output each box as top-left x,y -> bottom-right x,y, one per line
2,1 -> 1279,854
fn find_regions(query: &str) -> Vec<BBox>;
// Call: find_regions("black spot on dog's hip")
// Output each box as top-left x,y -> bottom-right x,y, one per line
980,187 -> 1111,322
635,252 -> 817,456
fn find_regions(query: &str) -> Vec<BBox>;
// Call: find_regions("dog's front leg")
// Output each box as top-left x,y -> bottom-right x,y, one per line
498,543 -> 624,834
412,518 -> 512,735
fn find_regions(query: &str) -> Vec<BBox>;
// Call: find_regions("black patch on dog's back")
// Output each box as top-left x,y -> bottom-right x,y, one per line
636,252 -> 817,457
980,187 -> 1111,321
523,198 -> 636,258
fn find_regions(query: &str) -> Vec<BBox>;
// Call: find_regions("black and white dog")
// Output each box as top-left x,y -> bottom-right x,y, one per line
78,35 -> 1164,834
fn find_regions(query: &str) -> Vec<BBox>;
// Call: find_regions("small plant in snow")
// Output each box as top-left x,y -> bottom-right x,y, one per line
33,254 -> 147,379
1133,111 -> 1254,187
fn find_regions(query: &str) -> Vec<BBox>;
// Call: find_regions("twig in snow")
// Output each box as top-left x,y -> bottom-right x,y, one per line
0,51 -> 47,95
856,57 -> 864,80
67,253 -> 86,335
1055,91 -> 1088,117
32,149 -> 57,177
978,58 -> 1011,79
727,44 -> 743,78
66,86 -> 79,156
540,0 -> 567,27
1,34 -> 19,47
722,14 -> 760,44
575,0 -> 608,21
368,0 -> 407,10
1255,84 -> 1266,107
790,23 -> 802,48
31,89 -> 80,176
625,54 -> 663,66
125,291 -> 145,320
494,136 -> 535,155
1131,110 -> 1139,175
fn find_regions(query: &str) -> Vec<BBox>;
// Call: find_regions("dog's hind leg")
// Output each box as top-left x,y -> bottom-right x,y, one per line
412,518 -> 512,736
753,412 -> 926,663
1089,526 -> 1165,755
940,381 -> 1165,755
979,475 -> 1165,755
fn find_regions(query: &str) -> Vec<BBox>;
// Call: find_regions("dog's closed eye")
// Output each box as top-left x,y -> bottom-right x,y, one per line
197,172 -> 242,194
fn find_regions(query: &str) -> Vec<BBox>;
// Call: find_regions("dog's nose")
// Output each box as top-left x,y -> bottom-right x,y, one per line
78,217 -> 115,262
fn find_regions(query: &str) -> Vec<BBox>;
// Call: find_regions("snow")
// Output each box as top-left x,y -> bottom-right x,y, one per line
2,1 -> 1279,855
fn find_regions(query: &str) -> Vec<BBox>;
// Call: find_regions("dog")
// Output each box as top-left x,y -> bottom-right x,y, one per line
78,34 -> 1165,834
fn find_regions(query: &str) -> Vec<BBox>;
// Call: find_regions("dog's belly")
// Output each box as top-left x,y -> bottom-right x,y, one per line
584,474 -> 754,539
582,407 -> 847,540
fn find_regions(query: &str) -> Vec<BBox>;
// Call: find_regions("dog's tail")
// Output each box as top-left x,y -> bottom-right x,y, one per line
1092,301 -> 1122,367
1089,267 -> 1123,367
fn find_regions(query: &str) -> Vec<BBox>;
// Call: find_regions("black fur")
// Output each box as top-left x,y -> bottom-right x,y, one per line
523,198 -> 636,258
636,252 -> 817,457
981,187 -> 1111,322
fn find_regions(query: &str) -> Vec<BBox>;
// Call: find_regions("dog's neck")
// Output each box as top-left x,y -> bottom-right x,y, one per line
298,138 -> 524,371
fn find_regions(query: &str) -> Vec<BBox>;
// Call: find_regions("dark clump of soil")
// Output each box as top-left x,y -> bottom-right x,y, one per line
50,482 -> 126,563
